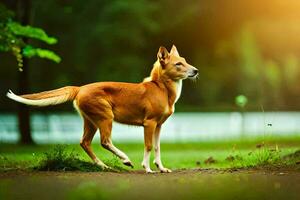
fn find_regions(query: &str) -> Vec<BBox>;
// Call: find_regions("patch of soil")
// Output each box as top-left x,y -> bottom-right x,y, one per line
0,168 -> 300,200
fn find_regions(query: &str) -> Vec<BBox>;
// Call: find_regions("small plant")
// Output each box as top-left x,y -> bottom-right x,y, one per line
250,148 -> 281,167
0,155 -> 10,171
34,145 -> 127,172
225,145 -> 300,169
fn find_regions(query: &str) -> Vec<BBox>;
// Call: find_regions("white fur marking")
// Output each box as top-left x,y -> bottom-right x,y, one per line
73,100 -> 83,118
6,90 -> 69,107
154,133 -> 162,168
142,149 -> 152,173
175,80 -> 182,103
143,76 -> 152,82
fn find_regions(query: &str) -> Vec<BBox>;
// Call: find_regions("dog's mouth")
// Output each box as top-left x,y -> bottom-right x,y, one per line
188,72 -> 198,78
188,74 -> 197,78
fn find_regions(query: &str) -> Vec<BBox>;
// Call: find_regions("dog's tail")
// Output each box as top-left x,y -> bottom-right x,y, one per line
6,86 -> 79,107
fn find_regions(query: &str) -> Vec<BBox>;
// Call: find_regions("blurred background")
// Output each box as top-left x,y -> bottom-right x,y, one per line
0,0 -> 300,144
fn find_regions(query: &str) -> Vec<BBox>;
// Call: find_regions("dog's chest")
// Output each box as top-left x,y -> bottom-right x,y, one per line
160,80 -> 183,116
174,80 -> 182,103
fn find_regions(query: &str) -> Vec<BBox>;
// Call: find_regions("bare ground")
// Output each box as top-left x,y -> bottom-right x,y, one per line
0,168 -> 300,200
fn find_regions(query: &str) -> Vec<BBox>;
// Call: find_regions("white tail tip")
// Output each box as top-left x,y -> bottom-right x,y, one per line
6,89 -> 69,107
6,90 -> 17,100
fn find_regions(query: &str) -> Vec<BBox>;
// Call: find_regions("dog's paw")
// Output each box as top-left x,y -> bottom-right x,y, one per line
95,162 -> 112,171
142,164 -> 155,173
145,169 -> 156,174
160,167 -> 172,173
153,162 -> 172,173
123,160 -> 134,168
94,159 -> 108,168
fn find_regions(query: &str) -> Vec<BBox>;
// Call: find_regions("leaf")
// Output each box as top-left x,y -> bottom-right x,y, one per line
23,45 -> 61,63
7,22 -> 57,45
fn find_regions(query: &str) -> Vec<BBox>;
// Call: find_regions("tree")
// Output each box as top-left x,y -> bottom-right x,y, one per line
0,1 -> 61,144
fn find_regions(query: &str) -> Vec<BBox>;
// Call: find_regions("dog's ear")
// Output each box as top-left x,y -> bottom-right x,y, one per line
157,46 -> 169,66
170,45 -> 179,56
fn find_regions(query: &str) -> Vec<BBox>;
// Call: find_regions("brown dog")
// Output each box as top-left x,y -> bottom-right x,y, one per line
7,45 -> 198,173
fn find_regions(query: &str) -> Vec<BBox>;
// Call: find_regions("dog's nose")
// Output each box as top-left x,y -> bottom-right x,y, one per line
193,69 -> 198,75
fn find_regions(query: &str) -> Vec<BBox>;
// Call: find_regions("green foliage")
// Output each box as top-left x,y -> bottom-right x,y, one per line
228,148 -> 282,168
34,145 -> 126,172
63,0 -> 162,82
0,155 -> 13,171
1,138 -> 299,172
1,0 -> 300,110
7,22 -> 57,45
0,3 -> 60,71
23,45 -> 61,63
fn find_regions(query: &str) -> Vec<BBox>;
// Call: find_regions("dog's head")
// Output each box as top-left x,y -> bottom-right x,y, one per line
157,45 -> 198,81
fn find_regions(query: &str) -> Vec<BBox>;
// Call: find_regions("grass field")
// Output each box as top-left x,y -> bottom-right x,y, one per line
0,136 -> 299,200
0,136 -> 300,171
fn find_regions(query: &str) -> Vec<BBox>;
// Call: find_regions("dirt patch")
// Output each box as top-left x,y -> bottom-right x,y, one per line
1,166 -> 299,176
0,168 -> 300,200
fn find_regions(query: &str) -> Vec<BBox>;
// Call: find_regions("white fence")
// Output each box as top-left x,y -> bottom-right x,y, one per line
0,112 -> 299,143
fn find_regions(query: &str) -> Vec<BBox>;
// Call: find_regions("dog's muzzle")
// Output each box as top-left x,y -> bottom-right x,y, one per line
188,69 -> 198,77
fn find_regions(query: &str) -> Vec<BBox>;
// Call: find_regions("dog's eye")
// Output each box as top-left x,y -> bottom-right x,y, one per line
175,62 -> 182,66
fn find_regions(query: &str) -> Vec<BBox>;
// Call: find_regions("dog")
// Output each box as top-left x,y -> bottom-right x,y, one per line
7,45 -> 198,173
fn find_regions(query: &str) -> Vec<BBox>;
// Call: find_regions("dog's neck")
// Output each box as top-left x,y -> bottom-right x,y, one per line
146,61 -> 183,109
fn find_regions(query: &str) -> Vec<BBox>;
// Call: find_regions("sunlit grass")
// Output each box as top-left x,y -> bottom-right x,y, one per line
0,136 -> 299,172
33,145 -> 126,172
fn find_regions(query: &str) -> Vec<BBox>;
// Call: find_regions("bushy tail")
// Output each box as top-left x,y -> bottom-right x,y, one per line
6,86 -> 79,107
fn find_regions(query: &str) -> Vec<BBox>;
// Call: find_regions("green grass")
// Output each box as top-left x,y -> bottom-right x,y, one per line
0,136 -> 299,172
33,145 -> 127,172
1,136 -> 299,200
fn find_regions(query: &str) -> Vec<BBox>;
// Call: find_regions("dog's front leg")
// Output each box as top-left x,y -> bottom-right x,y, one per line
142,120 -> 156,173
153,125 -> 172,173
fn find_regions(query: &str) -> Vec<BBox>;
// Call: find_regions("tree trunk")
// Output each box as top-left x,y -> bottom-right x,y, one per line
17,58 -> 34,145
16,0 -> 35,145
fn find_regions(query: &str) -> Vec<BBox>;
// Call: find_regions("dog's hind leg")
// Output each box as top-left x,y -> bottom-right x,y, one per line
97,118 -> 133,168
80,117 -> 108,169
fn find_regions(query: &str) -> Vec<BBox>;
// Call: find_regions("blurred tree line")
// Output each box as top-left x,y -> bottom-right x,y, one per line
1,0 -> 300,112
0,0 -> 62,144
